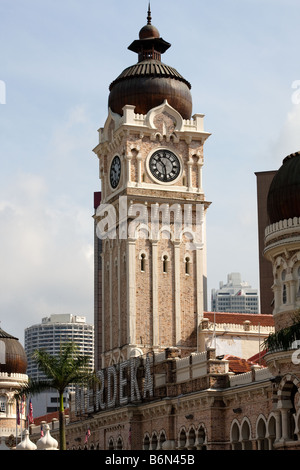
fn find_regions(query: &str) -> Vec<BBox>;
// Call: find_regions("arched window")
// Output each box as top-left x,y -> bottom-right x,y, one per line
187,428 -> 196,449
282,270 -> 287,304
151,433 -> 158,450
197,426 -> 206,450
241,420 -> 252,450
163,255 -> 168,274
108,438 -> 114,450
185,256 -> 190,275
257,417 -> 268,450
297,267 -> 300,296
158,431 -> 166,449
267,415 -> 276,450
141,253 -> 146,272
0,396 -> 6,413
231,422 -> 241,450
116,437 -> 123,450
178,429 -> 187,449
143,434 -> 150,450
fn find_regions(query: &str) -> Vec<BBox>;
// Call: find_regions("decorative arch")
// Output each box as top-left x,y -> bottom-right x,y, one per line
240,417 -> 252,450
143,433 -> 151,450
277,374 -> 300,442
108,437 -> 114,450
146,100 -> 184,133
230,420 -> 241,450
266,413 -> 277,449
187,425 -> 196,449
196,423 -> 207,450
150,431 -> 158,450
116,436 -> 123,450
256,414 -> 268,450
177,426 -> 187,449
158,430 -> 166,449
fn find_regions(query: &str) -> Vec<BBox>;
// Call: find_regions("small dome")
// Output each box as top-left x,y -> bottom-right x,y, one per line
139,24 -> 160,39
267,151 -> 300,224
16,430 -> 37,451
0,328 -> 27,374
37,425 -> 58,450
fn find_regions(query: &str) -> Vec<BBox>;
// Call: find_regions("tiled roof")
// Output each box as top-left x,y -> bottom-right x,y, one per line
248,350 -> 267,367
223,355 -> 256,374
33,409 -> 69,426
204,311 -> 274,327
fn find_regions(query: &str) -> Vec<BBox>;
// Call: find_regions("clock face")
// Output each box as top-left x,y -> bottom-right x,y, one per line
149,149 -> 181,183
110,155 -> 121,189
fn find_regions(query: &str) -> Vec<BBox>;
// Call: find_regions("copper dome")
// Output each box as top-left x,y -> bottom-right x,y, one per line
108,7 -> 192,119
0,328 -> 27,374
267,151 -> 300,224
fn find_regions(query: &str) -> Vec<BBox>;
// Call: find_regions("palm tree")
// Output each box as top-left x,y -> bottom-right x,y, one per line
16,342 -> 95,450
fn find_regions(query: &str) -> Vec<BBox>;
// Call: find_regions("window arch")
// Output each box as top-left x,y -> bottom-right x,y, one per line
241,418 -> 252,450
0,395 -> 6,414
151,432 -> 158,450
196,425 -> 207,450
267,414 -> 276,450
187,427 -> 196,449
163,255 -> 169,273
108,437 -> 114,450
184,256 -> 190,275
116,436 -> 123,450
139,251 -> 147,272
297,266 -> 300,297
158,430 -> 166,449
230,420 -> 241,450
256,416 -> 268,450
282,269 -> 287,304
178,428 -> 187,449
143,434 -> 150,450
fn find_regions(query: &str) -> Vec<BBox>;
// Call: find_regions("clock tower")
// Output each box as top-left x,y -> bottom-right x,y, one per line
93,6 -> 211,369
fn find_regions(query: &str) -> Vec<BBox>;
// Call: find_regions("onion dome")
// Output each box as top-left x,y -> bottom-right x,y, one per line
108,5 -> 192,119
36,425 -> 58,450
16,430 -> 37,451
267,151 -> 300,224
0,327 -> 27,374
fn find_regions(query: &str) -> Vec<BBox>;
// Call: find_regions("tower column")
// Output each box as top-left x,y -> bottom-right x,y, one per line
174,240 -> 181,344
127,238 -> 137,347
151,239 -> 159,347
196,243 -> 204,346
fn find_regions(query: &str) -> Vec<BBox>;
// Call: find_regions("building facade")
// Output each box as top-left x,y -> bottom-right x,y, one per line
61,8 -> 300,451
211,273 -> 259,314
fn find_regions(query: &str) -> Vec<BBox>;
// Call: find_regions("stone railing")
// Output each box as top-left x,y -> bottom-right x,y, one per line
176,351 -> 215,383
265,217 -> 300,235
229,366 -> 273,387
0,372 -> 28,380
210,322 -> 274,334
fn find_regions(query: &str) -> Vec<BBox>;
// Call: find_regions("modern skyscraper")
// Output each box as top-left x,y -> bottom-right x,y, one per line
25,314 -> 94,380
24,314 -> 94,415
211,272 -> 259,314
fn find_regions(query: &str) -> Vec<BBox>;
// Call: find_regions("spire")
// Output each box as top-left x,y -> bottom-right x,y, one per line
147,3 -> 152,25
128,5 -> 170,62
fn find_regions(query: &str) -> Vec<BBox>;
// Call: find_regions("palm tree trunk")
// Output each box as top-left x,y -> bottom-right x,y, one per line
59,391 -> 66,450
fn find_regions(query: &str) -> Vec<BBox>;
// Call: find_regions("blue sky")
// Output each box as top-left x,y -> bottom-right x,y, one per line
1,0 -> 300,343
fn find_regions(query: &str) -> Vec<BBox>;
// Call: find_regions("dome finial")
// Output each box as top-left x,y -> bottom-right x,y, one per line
147,2 -> 152,25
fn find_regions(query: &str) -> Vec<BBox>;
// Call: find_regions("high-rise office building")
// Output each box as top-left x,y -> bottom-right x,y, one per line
24,314 -> 94,415
211,273 -> 259,314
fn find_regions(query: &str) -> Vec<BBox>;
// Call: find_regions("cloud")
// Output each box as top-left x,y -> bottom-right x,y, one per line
0,171 -> 94,343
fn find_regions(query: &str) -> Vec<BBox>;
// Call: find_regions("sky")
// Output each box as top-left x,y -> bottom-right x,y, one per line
1,0 -> 300,344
